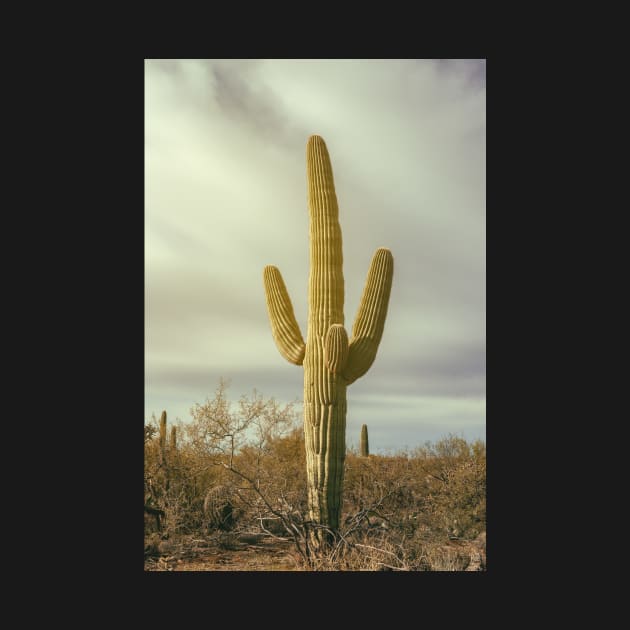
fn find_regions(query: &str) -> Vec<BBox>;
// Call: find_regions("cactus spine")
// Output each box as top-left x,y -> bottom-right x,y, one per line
360,424 -> 369,457
263,135 -> 393,539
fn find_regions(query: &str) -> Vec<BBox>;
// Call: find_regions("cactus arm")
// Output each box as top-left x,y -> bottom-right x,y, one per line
343,248 -> 394,385
263,265 -> 306,365
324,324 -> 349,374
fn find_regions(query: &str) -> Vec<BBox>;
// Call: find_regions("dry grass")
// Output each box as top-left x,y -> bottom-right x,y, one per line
144,534 -> 302,571
145,391 -> 486,572
145,530 -> 486,571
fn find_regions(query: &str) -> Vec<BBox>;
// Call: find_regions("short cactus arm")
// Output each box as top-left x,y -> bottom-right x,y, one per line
324,324 -> 349,374
343,248 -> 394,384
263,265 -> 306,365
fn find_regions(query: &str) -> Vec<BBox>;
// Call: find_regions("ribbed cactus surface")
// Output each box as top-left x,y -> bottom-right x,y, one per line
263,135 -> 393,536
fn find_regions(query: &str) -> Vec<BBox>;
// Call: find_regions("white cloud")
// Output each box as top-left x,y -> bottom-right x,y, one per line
144,59 -> 486,450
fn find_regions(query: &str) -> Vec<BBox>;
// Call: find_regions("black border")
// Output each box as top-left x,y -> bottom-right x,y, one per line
53,54 -> 560,606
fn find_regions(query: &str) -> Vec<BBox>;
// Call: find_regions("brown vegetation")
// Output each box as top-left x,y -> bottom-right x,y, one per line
144,380 -> 486,571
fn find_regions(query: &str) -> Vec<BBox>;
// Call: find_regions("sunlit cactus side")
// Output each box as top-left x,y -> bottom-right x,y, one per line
263,135 -> 394,542
360,424 -> 369,457
170,426 -> 177,452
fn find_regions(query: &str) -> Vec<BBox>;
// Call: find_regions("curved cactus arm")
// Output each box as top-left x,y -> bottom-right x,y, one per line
263,265 -> 306,365
343,248 -> 394,385
324,324 -> 349,374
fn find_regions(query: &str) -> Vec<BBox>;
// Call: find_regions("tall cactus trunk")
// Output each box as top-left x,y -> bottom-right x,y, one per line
263,135 -> 393,548
303,137 -> 346,535
360,424 -> 369,457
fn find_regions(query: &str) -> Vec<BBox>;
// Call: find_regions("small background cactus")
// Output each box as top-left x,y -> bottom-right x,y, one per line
170,425 -> 177,452
157,410 -> 172,492
360,424 -> 369,457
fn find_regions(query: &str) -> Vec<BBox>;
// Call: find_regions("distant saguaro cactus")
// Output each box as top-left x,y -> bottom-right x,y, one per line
360,424 -> 369,457
170,425 -> 177,452
158,410 -> 170,491
158,410 -> 167,457
263,135 -> 393,543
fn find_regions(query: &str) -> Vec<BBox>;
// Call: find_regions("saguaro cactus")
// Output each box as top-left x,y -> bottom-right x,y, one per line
360,424 -> 369,457
170,425 -> 177,452
158,411 -> 167,463
263,135 -> 393,540
158,410 -> 170,491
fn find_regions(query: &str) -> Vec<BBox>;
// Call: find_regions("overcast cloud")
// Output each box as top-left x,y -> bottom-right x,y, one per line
145,59 -> 486,452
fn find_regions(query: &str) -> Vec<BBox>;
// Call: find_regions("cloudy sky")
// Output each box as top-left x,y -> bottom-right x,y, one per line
145,59 -> 485,453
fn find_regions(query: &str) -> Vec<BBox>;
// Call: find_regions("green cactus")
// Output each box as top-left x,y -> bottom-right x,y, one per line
263,135 -> 393,541
360,424 -> 369,457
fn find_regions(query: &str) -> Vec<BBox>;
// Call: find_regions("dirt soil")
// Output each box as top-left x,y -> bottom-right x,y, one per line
145,534 -> 302,571
144,531 -> 486,571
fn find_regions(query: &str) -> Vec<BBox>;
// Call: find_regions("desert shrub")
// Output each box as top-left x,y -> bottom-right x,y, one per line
145,383 -> 485,570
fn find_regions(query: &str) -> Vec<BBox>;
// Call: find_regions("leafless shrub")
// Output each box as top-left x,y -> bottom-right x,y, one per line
144,382 -> 486,570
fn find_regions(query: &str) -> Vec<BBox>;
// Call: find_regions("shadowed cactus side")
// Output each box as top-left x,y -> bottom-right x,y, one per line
263,135 -> 393,544
360,424 -> 369,457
